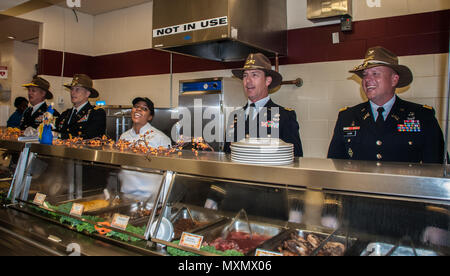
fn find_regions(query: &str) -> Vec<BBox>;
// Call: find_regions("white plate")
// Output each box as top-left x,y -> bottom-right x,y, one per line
231,154 -> 294,161
230,148 -> 293,156
231,158 -> 294,166
230,145 -> 293,153
231,153 -> 293,160
232,138 -> 293,149
232,158 -> 294,164
150,217 -> 174,242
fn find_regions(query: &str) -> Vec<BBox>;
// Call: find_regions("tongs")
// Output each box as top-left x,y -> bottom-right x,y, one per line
170,206 -> 195,223
137,193 -> 156,212
221,209 -> 254,239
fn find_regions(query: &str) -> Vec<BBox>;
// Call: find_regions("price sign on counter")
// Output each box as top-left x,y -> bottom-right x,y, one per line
180,232 -> 203,250
33,193 -> 46,206
255,249 -> 283,256
70,203 -> 84,217
111,214 -> 130,230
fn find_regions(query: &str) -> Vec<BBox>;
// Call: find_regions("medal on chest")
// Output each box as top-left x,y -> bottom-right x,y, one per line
77,110 -> 91,123
397,112 -> 421,132
343,121 -> 359,137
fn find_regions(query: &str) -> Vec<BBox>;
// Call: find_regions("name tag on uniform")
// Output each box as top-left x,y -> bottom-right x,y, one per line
343,126 -> 360,137
397,120 -> 421,132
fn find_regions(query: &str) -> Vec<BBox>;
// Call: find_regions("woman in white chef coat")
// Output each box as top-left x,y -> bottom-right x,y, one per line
119,97 -> 172,199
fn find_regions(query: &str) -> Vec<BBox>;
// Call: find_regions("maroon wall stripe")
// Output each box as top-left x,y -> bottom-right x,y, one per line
38,49 -> 63,76
38,10 -> 450,79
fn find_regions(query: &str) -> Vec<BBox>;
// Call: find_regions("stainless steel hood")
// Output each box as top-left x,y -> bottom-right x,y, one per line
152,0 -> 287,62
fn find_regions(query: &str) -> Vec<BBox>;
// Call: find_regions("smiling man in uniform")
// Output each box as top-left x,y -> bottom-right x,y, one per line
328,46 -> 445,164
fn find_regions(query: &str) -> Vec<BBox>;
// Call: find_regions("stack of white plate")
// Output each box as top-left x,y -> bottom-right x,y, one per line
230,138 -> 294,165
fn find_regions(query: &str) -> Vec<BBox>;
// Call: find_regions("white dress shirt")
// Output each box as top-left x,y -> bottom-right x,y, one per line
32,101 -> 46,115
245,95 -> 271,119
369,95 -> 396,121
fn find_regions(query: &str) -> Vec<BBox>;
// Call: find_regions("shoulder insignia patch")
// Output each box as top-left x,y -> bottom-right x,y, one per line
284,107 -> 294,111
423,105 -> 433,110
339,107 -> 348,112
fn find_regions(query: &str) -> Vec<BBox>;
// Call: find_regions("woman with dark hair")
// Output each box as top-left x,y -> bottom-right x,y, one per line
7,97 -> 28,128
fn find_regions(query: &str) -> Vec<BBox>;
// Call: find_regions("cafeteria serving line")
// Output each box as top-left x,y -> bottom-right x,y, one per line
0,0 -> 449,256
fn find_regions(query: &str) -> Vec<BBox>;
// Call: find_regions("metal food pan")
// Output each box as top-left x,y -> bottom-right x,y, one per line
0,182 -> 10,193
196,219 -> 283,255
170,207 -> 226,240
361,242 -> 438,256
55,193 -> 137,216
261,229 -> 356,256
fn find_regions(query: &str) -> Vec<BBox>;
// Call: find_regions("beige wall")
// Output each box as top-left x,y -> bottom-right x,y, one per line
4,1 -> 450,157
94,2 -> 152,55
0,41 -> 38,126
18,5 -> 94,56
287,0 -> 450,29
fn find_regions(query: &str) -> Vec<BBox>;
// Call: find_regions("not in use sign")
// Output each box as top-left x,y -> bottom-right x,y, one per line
153,16 -> 228,38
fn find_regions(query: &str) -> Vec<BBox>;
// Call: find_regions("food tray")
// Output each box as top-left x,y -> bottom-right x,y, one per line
196,219 -> 283,255
360,242 -> 438,256
259,229 -> 356,256
170,207 -> 226,240
0,181 -> 10,193
52,193 -> 155,224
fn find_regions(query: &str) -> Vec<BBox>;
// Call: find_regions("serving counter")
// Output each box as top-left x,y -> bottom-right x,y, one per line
0,140 -> 449,256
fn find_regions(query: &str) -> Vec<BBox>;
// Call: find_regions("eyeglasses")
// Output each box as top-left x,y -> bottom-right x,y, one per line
133,104 -> 150,112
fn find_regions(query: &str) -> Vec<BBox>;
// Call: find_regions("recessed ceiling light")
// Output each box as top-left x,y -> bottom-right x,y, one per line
7,36 -> 15,40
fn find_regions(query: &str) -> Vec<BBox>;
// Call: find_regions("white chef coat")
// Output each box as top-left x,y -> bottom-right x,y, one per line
119,123 -> 171,148
118,123 -> 172,198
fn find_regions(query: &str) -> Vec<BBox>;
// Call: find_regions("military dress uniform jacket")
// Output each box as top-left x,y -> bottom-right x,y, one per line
224,99 -> 303,157
20,103 -> 60,130
327,96 -> 445,164
56,102 -> 106,139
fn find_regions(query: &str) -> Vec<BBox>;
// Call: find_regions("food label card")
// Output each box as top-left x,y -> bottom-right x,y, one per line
111,214 -> 130,230
70,203 -> 84,217
180,232 -> 204,250
255,249 -> 283,256
33,193 -> 46,206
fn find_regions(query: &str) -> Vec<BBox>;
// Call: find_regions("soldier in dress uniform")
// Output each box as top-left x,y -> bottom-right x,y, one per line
328,46 -> 445,164
55,74 -> 106,139
223,53 -> 303,157
206,53 -> 303,221
20,77 -> 60,131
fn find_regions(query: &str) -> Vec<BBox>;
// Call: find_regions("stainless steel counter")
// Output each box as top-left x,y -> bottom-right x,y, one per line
0,207 -> 145,256
1,141 -> 449,256
28,143 -> 450,202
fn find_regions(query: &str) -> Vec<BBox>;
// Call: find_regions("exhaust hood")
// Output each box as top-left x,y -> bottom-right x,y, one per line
152,0 -> 287,62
